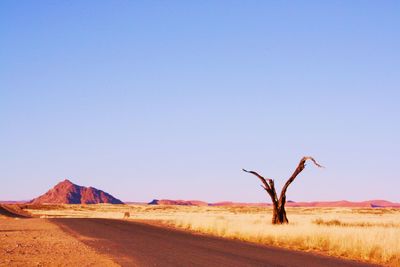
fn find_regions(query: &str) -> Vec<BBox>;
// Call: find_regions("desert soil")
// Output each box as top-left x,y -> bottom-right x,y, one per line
0,218 -> 118,267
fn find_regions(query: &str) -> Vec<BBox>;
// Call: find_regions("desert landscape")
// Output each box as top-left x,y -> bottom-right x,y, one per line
1,203 -> 400,266
1,179 -> 399,266
2,1 -> 399,266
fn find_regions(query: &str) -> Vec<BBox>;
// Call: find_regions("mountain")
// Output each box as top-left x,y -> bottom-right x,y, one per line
30,179 -> 124,204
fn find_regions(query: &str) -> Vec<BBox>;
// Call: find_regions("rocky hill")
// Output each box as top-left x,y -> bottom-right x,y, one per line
30,179 -> 124,204
0,204 -> 32,218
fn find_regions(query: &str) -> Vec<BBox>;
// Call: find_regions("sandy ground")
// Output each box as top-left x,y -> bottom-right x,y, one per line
0,218 -> 118,267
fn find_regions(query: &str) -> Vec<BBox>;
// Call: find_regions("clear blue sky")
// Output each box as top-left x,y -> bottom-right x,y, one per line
1,1 -> 399,202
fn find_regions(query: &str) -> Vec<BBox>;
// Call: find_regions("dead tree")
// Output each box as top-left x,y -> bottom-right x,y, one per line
243,156 -> 323,224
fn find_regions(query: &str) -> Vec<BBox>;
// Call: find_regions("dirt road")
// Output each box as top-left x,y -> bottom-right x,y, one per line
53,218 -> 378,267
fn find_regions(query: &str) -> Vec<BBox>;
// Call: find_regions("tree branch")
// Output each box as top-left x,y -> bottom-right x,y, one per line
242,169 -> 271,191
278,157 -> 323,205
242,168 -> 280,205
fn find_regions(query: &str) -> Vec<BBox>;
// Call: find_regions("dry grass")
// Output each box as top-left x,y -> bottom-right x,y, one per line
312,218 -> 400,228
24,204 -> 400,266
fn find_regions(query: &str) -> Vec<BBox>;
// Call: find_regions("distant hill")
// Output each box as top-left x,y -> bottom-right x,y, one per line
148,199 -> 400,208
284,200 -> 400,208
210,201 -> 270,207
0,204 -> 32,218
30,179 -> 124,204
149,199 -> 208,206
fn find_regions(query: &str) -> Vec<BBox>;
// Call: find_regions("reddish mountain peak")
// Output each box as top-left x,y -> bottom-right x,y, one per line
30,179 -> 123,205
61,179 -> 73,184
55,179 -> 76,188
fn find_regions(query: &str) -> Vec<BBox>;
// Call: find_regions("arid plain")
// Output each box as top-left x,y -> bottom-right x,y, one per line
2,204 -> 398,266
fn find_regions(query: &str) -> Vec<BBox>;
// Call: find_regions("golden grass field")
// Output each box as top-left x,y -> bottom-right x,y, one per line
24,204 -> 400,266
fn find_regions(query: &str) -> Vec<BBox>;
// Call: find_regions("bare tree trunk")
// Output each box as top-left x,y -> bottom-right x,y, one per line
271,205 -> 278,224
271,204 -> 288,224
243,156 -> 323,225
